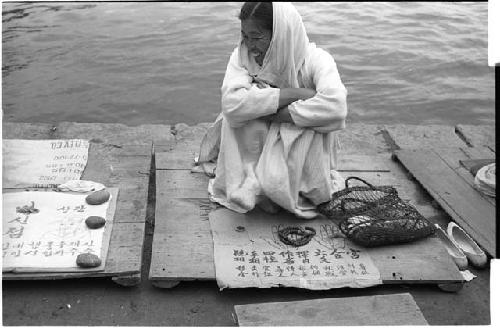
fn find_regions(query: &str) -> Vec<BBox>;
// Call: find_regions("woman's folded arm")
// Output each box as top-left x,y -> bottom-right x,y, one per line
221,49 -> 280,127
288,49 -> 348,132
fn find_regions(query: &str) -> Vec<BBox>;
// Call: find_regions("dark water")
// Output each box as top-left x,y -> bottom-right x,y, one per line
2,2 -> 495,126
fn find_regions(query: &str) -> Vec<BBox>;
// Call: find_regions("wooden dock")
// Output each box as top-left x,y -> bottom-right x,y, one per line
2,122 -> 174,286
386,124 -> 495,257
149,122 -> 495,291
3,122 -> 494,290
394,148 -> 495,256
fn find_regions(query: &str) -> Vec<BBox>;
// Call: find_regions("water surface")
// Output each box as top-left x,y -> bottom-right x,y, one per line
2,2 -> 495,126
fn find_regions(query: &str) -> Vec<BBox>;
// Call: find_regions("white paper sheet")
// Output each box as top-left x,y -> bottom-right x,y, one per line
2,139 -> 90,188
209,208 -> 382,290
2,190 -> 111,271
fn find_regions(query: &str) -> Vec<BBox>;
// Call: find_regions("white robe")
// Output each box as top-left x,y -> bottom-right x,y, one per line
201,2 -> 348,218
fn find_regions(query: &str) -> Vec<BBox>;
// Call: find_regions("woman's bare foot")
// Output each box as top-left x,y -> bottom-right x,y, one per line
229,187 -> 256,211
229,170 -> 260,211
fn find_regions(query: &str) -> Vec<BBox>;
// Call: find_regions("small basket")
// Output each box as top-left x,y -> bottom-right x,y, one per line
318,177 -> 435,247
318,177 -> 397,221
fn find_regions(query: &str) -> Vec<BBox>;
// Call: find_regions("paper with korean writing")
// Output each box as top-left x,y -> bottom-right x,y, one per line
2,139 -> 90,188
2,189 -> 116,272
209,208 -> 382,290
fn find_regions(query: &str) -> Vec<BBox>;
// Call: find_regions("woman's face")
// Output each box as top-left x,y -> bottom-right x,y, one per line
241,19 -> 272,64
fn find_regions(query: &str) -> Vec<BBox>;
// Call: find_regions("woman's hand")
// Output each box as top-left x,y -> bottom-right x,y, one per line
259,113 -> 276,122
259,107 -> 294,124
273,107 -> 294,123
278,88 -> 316,108
254,81 -> 270,89
258,87 -> 315,124
296,88 -> 316,100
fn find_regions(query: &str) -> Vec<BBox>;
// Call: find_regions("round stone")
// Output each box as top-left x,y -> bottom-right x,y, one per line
76,253 -> 102,268
85,189 -> 110,205
85,216 -> 106,229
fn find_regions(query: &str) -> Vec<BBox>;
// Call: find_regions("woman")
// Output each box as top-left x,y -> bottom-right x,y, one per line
199,2 -> 347,219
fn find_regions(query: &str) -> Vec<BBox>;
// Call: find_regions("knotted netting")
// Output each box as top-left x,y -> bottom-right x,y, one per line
318,177 -> 435,247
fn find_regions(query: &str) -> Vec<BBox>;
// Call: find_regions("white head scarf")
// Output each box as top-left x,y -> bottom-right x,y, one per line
239,2 -> 310,88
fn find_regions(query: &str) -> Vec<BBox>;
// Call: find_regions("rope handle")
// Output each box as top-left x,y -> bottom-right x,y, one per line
340,197 -> 375,212
344,177 -> 399,196
345,176 -> 375,189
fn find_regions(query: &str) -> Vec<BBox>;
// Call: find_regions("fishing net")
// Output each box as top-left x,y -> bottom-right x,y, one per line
317,177 -> 435,247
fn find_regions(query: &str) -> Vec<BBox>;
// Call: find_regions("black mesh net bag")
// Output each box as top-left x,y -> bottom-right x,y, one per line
317,177 -> 436,247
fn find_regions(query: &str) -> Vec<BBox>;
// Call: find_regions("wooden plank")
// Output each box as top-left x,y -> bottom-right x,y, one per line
460,159 -> 495,176
2,189 -> 144,279
156,123 -> 397,170
83,144 -> 151,179
337,154 -> 391,171
153,123 -> 210,168
150,170 -> 462,285
156,146 -> 445,221
156,170 -> 210,199
156,151 -> 394,172
2,188 -> 117,274
2,222 -> 143,279
460,145 -> 495,158
80,143 -> 151,224
2,127 -> 151,284
436,149 -> 495,207
154,150 -> 451,222
155,141 -> 199,170
150,197 -> 216,281
339,170 -> 443,222
169,123 -> 392,157
394,149 -> 495,257
85,143 -> 150,282
152,142 -> 176,154
368,237 -> 462,283
150,135 -> 462,287
234,293 -> 428,326
102,222 -> 144,274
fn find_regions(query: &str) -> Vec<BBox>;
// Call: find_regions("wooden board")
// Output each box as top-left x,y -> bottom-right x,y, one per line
150,192 -> 462,285
155,122 -> 402,168
2,125 -> 151,285
2,188 -> 118,274
156,150 -> 392,172
437,149 -> 495,207
156,151 -> 442,218
2,222 -> 145,280
394,149 -> 496,257
149,198 -> 217,282
460,159 -> 495,176
156,170 -> 210,199
234,293 -> 428,326
150,151 -> 464,287
155,139 -> 201,170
